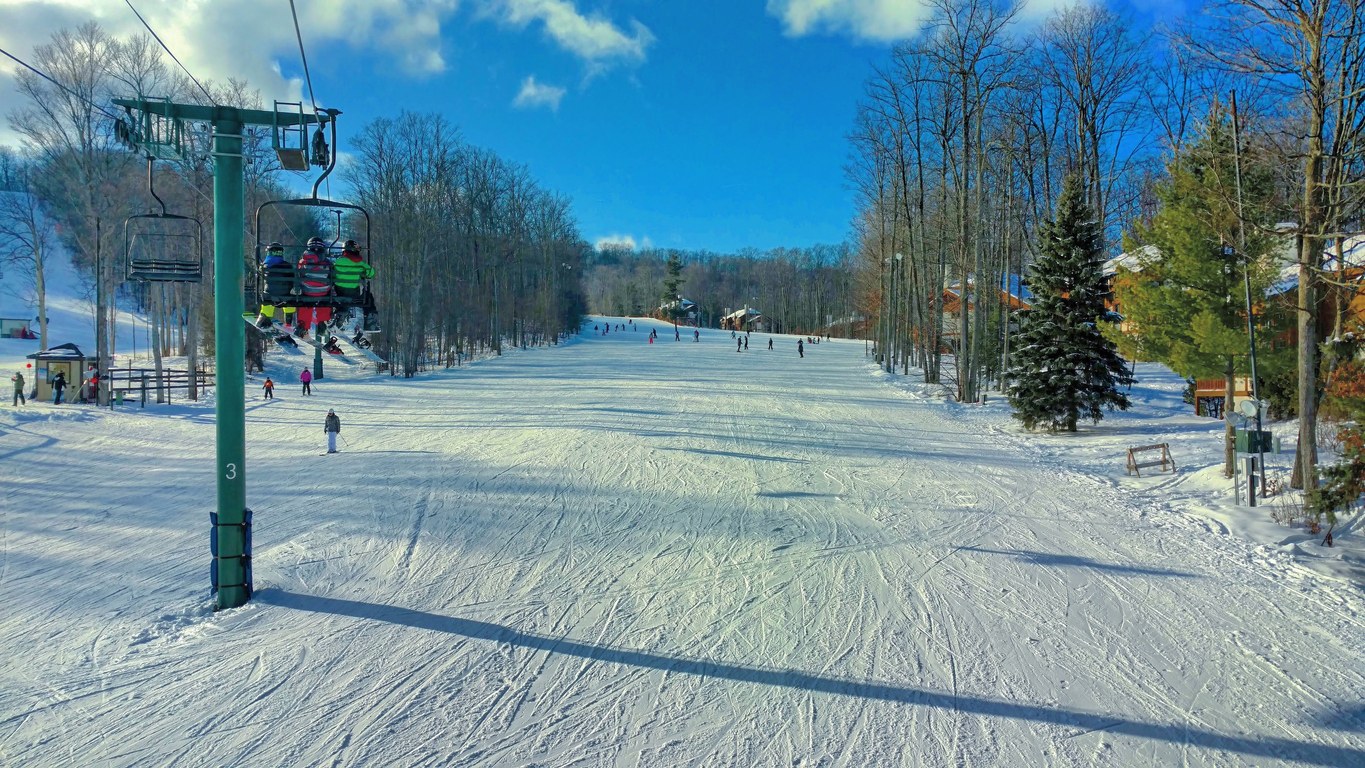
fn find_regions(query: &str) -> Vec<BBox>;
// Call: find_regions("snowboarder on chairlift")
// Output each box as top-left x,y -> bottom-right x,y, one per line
324,408 -> 341,453
334,240 -> 379,331
295,237 -> 334,333
300,367 -> 313,396
11,371 -> 25,406
257,242 -> 297,328
263,377 -> 274,400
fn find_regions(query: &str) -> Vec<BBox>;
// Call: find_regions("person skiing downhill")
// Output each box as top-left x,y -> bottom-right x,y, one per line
324,408 -> 341,453
263,377 -> 274,400
694,329 -> 699,342
11,371 -> 25,406
300,368 -> 313,396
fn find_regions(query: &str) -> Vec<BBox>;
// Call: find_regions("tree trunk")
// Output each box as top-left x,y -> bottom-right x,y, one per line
1292,247 -> 1318,489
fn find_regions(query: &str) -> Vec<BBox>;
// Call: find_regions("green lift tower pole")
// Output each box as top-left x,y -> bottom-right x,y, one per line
112,99 -> 323,610
212,118 -> 249,609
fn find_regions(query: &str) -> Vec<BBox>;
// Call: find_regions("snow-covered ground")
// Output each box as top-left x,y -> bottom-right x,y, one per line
3,315 -> 1364,766
876,362 -> 1365,588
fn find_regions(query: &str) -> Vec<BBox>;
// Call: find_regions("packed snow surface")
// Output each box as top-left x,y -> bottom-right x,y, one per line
3,318 -> 1365,766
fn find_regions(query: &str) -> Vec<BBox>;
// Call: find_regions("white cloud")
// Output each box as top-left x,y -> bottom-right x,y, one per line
484,0 -> 654,66
766,0 -> 1071,42
765,0 -> 934,42
0,0 -> 462,146
512,75 -> 565,110
595,233 -> 638,251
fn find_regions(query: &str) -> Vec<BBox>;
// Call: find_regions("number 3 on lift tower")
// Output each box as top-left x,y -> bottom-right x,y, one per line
225,463 -> 237,480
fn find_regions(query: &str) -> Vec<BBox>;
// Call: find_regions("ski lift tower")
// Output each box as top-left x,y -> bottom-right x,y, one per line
113,97 -> 330,610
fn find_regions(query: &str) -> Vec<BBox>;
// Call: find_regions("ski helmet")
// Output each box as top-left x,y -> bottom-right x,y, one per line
306,237 -> 326,250
343,239 -> 360,253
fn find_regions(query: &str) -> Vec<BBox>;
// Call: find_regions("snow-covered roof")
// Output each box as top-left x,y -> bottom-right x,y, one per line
724,308 -> 762,320
1267,233 -> 1365,297
944,274 -> 1032,306
27,342 -> 86,360
1103,245 -> 1159,277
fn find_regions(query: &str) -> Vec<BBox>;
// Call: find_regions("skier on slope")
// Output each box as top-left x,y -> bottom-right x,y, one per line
300,367 -> 313,396
694,329 -> 699,342
798,339 -> 804,358
263,377 -> 274,400
744,337 -> 748,350
737,337 -> 742,352
324,408 -> 341,454
11,371 -> 25,406
768,338 -> 773,350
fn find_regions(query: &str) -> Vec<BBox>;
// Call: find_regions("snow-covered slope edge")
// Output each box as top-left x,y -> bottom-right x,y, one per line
870,361 -> 1364,590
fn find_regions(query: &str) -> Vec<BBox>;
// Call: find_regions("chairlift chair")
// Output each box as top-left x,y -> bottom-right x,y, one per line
125,156 -> 204,283
254,108 -> 374,313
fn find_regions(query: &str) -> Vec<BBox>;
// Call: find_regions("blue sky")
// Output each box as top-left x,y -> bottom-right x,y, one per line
287,1 -> 893,253
0,0 -> 1187,253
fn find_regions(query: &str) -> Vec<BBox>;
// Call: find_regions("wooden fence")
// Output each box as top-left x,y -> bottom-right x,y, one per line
105,366 -> 215,407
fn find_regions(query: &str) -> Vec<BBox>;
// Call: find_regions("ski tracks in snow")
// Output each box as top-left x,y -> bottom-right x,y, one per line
2,322 -> 1364,766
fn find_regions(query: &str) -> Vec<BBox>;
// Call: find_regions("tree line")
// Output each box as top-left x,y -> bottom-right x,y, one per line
584,243 -> 854,335
0,21 -> 589,387
847,0 -> 1365,494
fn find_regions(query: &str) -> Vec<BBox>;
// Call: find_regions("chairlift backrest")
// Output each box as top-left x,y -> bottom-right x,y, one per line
125,213 -> 204,283
253,196 -> 372,308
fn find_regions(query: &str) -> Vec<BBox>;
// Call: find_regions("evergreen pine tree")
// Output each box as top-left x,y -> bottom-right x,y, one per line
1007,175 -> 1133,431
1105,108 -> 1288,474
662,252 -> 684,323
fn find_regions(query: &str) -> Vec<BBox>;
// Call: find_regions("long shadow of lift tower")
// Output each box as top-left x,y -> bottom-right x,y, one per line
113,97 -> 356,610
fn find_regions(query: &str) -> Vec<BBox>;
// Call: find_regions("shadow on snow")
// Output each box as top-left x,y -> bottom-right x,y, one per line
258,589 -> 1360,766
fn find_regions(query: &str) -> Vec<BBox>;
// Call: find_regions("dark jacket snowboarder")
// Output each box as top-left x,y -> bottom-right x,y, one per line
798,339 -> 804,358
12,372 -> 25,406
52,371 -> 67,403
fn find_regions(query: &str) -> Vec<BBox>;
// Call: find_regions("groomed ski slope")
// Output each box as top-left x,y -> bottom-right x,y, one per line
3,318 -> 1364,767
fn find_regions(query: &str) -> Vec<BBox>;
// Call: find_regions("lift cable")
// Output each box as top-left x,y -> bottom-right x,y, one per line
287,0 -> 320,115
123,0 -> 216,105
0,46 -> 122,121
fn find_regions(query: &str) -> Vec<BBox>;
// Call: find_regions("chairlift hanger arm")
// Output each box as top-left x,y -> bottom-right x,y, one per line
112,98 -> 335,128
311,108 -> 340,199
